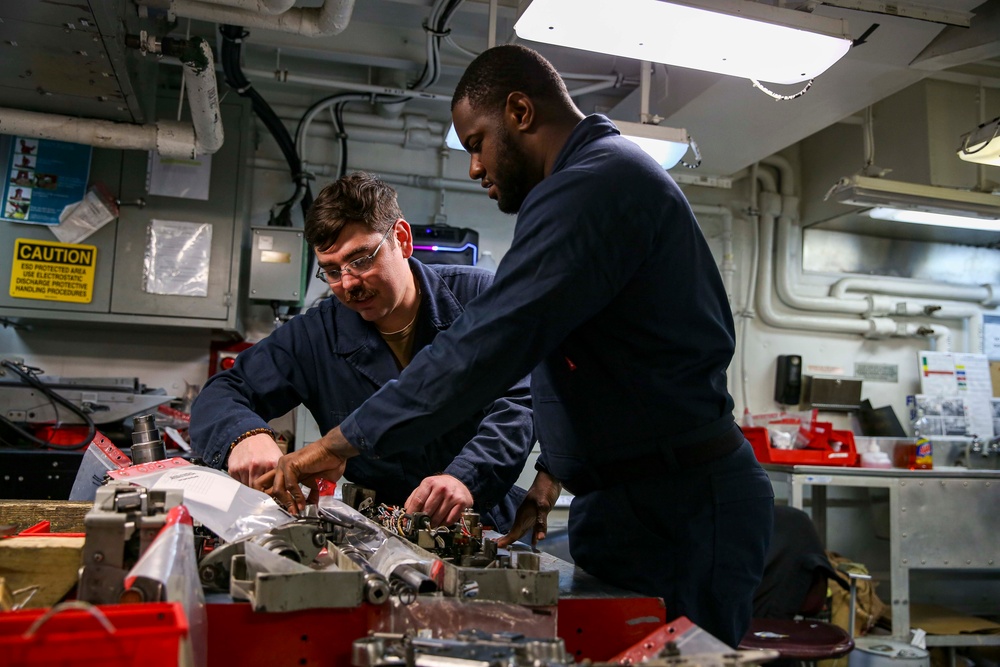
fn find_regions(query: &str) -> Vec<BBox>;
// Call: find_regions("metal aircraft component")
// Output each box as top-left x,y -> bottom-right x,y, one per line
337,485 -> 560,606
198,510 -> 343,592
352,630 -> 572,667
78,485 -> 184,604
129,414 -> 166,464
0,373 -> 174,425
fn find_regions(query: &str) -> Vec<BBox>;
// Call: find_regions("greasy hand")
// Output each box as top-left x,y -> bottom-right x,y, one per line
254,426 -> 356,514
497,470 -> 561,548
405,474 -> 473,527
227,433 -> 281,488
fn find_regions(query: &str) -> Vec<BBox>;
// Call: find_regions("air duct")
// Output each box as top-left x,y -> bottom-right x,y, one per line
0,37 -> 223,159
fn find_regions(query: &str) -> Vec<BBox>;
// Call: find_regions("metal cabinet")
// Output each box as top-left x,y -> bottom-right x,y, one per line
0,96 -> 251,331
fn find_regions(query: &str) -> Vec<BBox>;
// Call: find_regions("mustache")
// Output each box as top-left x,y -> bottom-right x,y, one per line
345,287 -> 378,303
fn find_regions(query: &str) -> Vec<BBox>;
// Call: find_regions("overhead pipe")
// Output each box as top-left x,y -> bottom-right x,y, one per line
156,0 -> 355,37
830,276 -> 999,307
0,37 -> 222,159
192,0 -> 295,14
268,104 -> 446,137
774,213 -> 894,316
690,205 -> 736,306
757,154 -> 966,352
244,68 -> 454,102
252,158 -> 483,194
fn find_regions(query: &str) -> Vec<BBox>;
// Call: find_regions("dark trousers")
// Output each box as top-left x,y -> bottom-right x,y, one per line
568,440 -> 774,648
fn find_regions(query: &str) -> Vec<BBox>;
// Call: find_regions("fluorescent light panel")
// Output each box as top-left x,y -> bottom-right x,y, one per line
614,120 -> 689,169
446,121 -> 690,169
957,116 -> 1000,167
867,207 -> 998,232
830,175 -> 1000,222
514,0 -> 852,85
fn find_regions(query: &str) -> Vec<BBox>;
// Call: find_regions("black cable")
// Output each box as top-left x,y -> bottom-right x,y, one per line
219,23 -> 316,315
219,24 -> 314,219
0,360 -> 97,450
334,102 -> 348,179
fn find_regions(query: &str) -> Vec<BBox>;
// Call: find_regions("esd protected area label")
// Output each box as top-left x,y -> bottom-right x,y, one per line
10,238 -> 96,303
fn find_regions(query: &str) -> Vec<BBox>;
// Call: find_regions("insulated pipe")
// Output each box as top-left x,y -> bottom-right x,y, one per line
774,213 -> 892,316
755,191 -> 898,337
163,0 -> 355,36
831,277 -> 999,307
184,38 -> 225,155
192,0 -> 296,14
690,205 -> 735,306
0,108 -> 191,157
0,37 -> 222,159
919,304 -> 985,353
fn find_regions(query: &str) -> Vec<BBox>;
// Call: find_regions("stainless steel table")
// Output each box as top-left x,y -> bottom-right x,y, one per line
764,464 -> 1000,647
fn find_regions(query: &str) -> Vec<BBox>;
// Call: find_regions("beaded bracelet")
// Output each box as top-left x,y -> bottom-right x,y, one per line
227,427 -> 275,456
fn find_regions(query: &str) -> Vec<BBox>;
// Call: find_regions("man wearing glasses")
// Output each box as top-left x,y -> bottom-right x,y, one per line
261,46 -> 772,648
190,172 -> 532,530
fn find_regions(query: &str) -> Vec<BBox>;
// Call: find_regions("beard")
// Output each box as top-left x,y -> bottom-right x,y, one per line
493,123 -> 535,214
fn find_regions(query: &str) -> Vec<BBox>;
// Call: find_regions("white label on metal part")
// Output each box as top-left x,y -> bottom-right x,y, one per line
152,468 -> 240,512
854,362 -> 899,383
258,235 -> 274,251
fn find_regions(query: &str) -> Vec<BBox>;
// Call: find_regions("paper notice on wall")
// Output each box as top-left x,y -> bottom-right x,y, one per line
144,219 -> 212,297
918,351 -> 994,439
985,315 -> 1000,360
147,151 -> 212,201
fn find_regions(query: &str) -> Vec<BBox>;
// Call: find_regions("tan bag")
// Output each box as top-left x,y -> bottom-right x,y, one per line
818,552 -> 890,667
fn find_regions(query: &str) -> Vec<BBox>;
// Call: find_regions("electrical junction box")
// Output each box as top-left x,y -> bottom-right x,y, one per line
248,227 -> 307,303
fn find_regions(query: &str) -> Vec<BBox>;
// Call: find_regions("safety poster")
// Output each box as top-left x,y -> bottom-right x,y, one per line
9,238 -> 97,304
2,134 -> 92,225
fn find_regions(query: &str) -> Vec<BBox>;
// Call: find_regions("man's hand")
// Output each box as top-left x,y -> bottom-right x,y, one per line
254,426 -> 357,514
497,470 -> 562,548
405,474 -> 473,527
227,433 -> 282,488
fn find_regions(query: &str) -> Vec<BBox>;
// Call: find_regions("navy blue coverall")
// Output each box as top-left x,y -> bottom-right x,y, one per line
189,260 -> 532,531
334,115 -> 774,647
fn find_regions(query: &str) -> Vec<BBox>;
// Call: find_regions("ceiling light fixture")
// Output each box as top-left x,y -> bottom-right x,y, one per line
957,116 -> 1000,167
513,0 -> 853,85
615,120 -> 691,169
827,175 -> 1000,230
867,207 -> 998,232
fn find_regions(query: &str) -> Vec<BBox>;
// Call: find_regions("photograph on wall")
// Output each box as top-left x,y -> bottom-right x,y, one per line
0,134 -> 92,225
4,185 -> 32,220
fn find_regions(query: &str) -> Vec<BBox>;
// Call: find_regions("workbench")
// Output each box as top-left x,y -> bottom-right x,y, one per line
1,500 -> 667,665
763,464 -> 1000,647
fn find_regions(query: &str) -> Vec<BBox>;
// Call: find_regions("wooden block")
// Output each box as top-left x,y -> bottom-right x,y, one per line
0,500 -> 91,534
0,536 -> 85,609
0,576 -> 13,611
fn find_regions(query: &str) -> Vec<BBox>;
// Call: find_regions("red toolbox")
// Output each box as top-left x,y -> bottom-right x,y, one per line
0,602 -> 188,667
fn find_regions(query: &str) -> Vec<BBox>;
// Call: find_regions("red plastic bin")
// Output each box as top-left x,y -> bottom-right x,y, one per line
744,423 -> 858,466
0,602 -> 188,667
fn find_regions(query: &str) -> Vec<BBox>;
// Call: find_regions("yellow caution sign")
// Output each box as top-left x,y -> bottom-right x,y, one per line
10,238 -> 97,304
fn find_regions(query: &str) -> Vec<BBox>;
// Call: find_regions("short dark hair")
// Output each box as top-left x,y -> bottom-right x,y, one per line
452,44 -> 573,115
305,172 -> 402,250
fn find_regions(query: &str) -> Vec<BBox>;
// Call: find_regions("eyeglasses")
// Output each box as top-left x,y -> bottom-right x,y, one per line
315,225 -> 395,284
